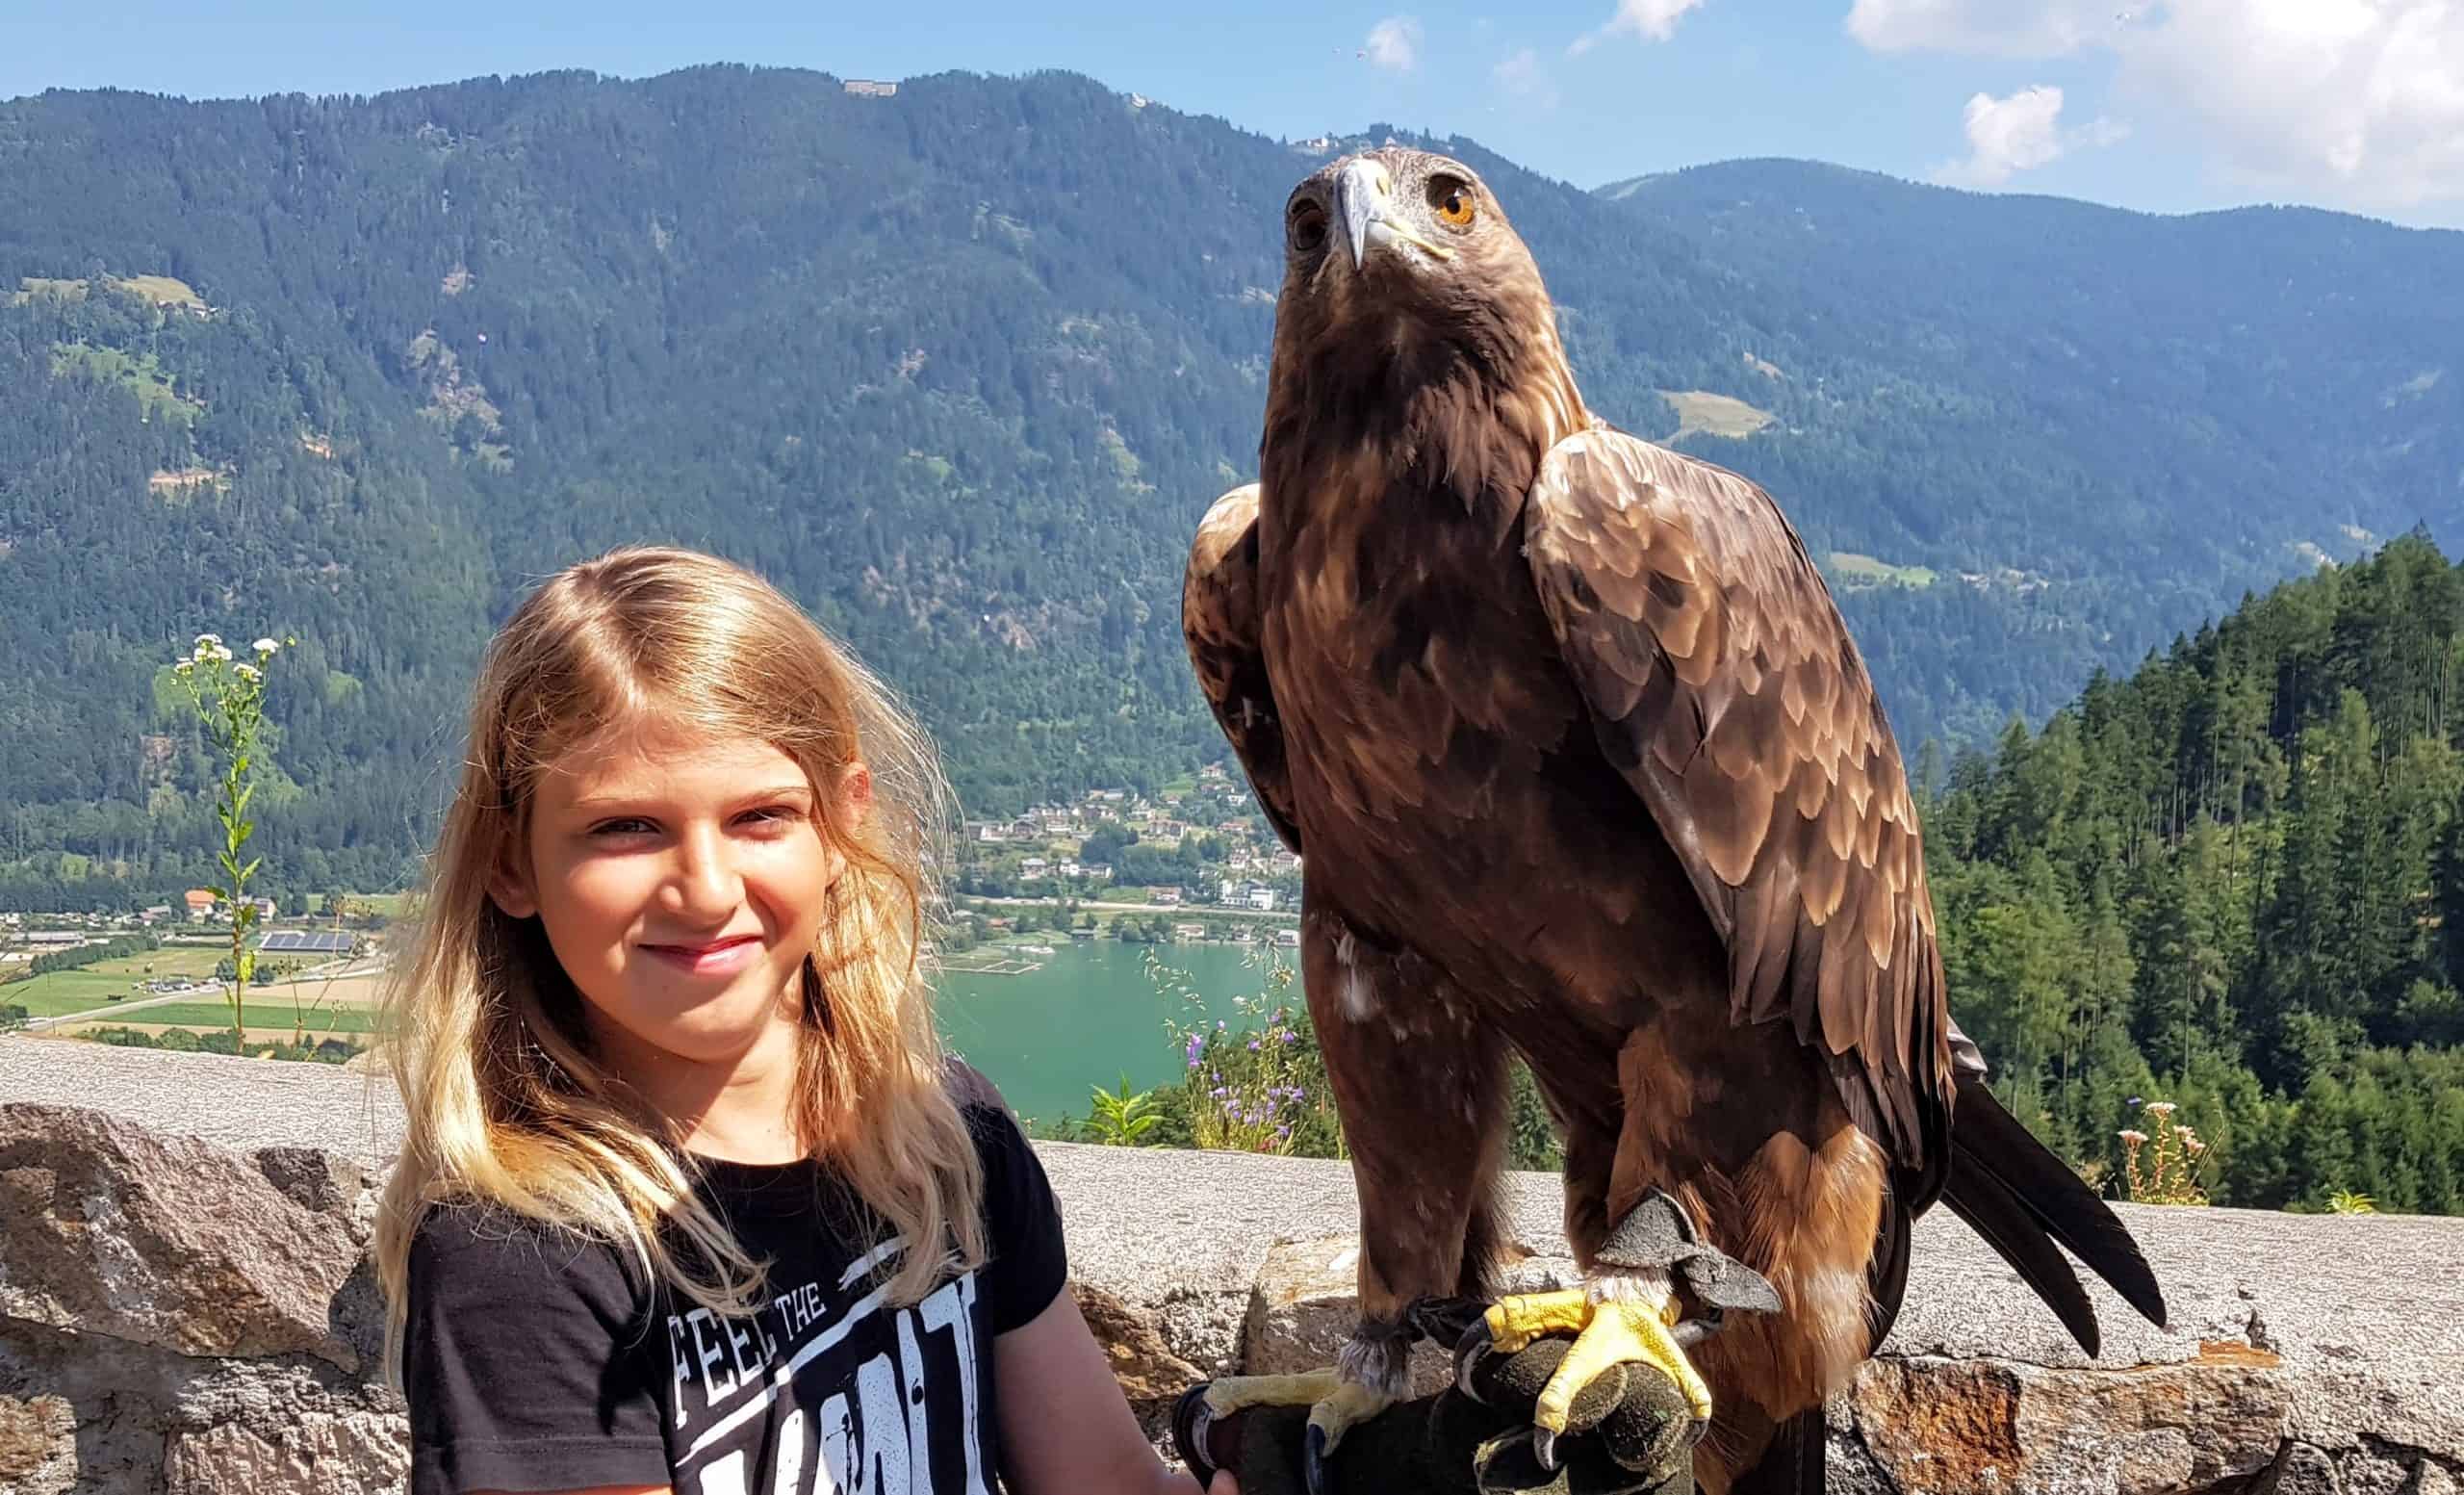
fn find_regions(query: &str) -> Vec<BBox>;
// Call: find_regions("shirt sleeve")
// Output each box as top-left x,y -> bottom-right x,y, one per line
400,1200 -> 673,1494
948,1060 -> 1070,1335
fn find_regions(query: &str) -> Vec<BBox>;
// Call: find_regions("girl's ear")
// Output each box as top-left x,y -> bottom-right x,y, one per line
486,839 -> 540,920
838,760 -> 875,830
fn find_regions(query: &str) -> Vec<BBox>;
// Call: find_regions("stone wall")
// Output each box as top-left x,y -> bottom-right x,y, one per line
4,1040 -> 2461,1495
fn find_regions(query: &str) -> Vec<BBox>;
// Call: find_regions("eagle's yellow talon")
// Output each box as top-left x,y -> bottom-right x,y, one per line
1199,1369 -> 1399,1460
1487,1287 -> 1714,1433
1200,1368 -> 1346,1417
1483,1289 -> 1596,1353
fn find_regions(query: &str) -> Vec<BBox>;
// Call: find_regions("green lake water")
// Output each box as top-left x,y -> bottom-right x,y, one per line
932,939 -> 1302,1129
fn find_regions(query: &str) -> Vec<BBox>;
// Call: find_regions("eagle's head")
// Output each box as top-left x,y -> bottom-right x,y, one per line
1269,146 -> 1586,470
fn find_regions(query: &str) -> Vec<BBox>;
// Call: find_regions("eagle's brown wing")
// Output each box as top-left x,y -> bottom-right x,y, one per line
1182,484 -> 1303,854
1523,428 -> 1954,1203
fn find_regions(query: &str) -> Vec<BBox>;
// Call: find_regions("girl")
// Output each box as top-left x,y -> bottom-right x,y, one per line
372,545 -> 1240,1495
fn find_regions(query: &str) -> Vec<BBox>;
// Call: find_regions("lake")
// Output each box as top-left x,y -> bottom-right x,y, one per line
931,938 -> 1302,1129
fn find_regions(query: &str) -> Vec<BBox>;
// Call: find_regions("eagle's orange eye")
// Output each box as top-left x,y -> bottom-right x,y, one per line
1429,178 -> 1476,229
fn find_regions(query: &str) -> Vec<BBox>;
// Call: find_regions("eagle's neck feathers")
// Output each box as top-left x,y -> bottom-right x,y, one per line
1260,296 -> 1591,537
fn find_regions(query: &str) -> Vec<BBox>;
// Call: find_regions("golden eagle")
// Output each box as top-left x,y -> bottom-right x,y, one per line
1182,147 -> 2166,1494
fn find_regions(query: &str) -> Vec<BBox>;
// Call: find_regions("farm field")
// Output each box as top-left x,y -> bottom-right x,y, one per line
2,947 -> 382,1020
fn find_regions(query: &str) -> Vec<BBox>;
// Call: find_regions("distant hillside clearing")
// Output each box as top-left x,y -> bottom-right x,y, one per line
112,274 -> 207,311
1829,552 -> 1938,589
1659,389 -> 1776,440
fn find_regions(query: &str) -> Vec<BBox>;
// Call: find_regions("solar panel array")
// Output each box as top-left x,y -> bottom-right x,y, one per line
259,930 -> 353,954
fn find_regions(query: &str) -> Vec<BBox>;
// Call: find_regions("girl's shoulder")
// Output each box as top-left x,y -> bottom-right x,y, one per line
404,1195 -> 650,1318
940,1053 -> 1014,1123
940,1056 -> 1044,1174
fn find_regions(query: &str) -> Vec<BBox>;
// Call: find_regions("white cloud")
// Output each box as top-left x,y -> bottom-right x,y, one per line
1846,0 -> 2112,57
1571,0 -> 1707,55
1850,0 -> 2464,216
1931,83 -> 2126,185
1492,47 -> 1562,108
1366,15 -> 1424,71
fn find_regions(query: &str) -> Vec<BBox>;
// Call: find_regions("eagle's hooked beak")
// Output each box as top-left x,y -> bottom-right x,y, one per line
1334,158 -> 1454,271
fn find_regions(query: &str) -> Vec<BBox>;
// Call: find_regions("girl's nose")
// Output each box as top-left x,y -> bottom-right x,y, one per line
661,824 -> 742,915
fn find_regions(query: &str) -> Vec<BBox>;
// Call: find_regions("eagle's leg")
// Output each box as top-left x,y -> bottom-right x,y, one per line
1465,1032 -> 1784,1474
1199,909 -> 1512,1488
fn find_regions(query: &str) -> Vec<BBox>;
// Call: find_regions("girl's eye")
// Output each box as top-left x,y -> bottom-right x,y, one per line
584,806 -> 804,838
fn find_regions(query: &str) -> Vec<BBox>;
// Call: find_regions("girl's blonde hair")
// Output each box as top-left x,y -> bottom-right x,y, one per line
370,544 -> 985,1389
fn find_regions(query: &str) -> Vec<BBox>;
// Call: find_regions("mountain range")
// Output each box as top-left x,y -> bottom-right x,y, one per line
3,64 -> 2460,901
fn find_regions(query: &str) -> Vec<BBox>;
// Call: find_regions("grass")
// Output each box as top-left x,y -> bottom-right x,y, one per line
11,276 -> 90,306
320,890 -> 414,917
112,274 -> 205,308
50,342 -> 203,423
1658,390 -> 1776,440
1829,551 -> 1938,589
2,947 -> 227,1015
148,466 -> 230,501
2,944 -> 382,1019
56,1001 -> 381,1034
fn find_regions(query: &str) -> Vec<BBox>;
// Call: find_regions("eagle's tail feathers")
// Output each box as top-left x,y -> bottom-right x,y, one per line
1939,1143 -> 2103,1356
1951,1079 -> 2169,1333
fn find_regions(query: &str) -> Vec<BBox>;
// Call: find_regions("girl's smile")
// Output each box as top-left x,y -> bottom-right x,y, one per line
639,934 -> 764,976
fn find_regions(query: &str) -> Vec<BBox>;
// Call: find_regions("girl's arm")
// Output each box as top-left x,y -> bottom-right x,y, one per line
994,1285 -> 1237,1495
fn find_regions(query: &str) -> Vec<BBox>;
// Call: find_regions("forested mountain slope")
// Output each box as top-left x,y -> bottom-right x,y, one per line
1925,529 -> 2464,1213
3,65 -> 2460,904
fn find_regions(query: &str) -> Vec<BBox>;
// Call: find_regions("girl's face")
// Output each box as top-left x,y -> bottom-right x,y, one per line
488,720 -> 869,1082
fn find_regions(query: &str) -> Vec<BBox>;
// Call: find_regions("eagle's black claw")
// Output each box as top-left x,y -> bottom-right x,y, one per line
1453,1318 -> 1497,1401
1533,1425 -> 1560,1472
1303,1422 -> 1330,1495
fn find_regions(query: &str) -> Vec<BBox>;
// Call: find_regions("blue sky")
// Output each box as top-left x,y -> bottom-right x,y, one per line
7,1 -> 2461,229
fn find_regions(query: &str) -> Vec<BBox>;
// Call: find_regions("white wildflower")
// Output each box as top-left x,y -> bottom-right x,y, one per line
252,637 -> 280,656
2118,1129 -> 2149,1145
207,643 -> 233,662
173,659 -> 194,674
194,632 -> 223,647
2144,1101 -> 2177,1118
234,662 -> 261,682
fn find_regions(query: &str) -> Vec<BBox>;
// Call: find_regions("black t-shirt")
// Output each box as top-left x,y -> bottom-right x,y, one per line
401,1063 -> 1068,1494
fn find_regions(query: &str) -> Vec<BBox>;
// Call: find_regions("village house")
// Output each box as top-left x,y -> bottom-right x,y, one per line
182,889 -> 217,921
